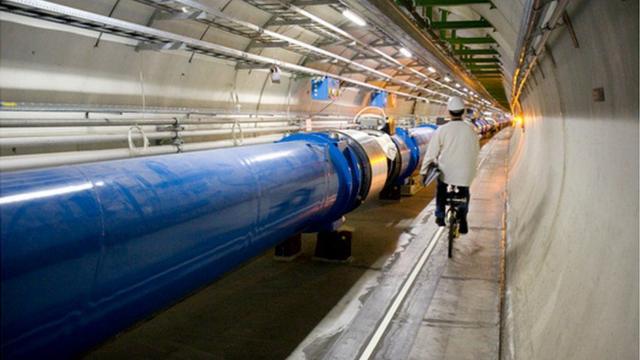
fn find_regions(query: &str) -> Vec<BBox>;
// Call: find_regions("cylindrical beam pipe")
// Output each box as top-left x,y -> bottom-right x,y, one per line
407,126 -> 437,166
379,125 -> 437,192
0,133 -> 370,359
0,126 -> 429,359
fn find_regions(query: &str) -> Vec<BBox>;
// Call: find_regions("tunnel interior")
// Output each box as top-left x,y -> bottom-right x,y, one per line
0,0 -> 638,359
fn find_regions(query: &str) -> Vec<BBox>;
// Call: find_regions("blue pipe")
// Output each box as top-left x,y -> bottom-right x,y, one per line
408,127 -> 437,168
393,128 -> 420,184
0,127 -> 436,359
0,137 -> 361,359
390,126 -> 436,186
417,123 -> 438,130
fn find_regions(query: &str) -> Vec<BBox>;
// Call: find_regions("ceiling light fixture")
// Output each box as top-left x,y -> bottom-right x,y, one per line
342,9 -> 367,26
399,47 -> 412,58
270,65 -> 281,84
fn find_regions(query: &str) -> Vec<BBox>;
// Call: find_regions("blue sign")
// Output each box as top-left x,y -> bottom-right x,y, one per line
311,76 -> 340,100
369,90 -> 388,107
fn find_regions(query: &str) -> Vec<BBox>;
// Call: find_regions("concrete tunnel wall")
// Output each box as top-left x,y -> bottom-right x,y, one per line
503,1 -> 639,359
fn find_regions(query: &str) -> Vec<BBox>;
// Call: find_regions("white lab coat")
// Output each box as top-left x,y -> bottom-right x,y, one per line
419,120 -> 480,187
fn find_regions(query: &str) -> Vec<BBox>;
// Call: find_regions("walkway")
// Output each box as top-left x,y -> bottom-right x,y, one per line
290,128 -> 512,360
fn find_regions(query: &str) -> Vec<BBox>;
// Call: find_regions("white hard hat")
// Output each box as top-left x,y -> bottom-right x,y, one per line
447,96 -> 465,112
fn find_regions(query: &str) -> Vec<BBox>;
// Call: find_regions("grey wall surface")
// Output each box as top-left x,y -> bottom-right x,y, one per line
503,1 -> 639,359
0,0 -> 446,117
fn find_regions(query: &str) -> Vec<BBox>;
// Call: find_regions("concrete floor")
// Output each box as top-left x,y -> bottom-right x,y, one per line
86,133 -> 506,360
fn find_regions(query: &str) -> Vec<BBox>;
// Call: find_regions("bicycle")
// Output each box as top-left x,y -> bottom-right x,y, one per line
445,185 -> 468,258
422,164 -> 468,258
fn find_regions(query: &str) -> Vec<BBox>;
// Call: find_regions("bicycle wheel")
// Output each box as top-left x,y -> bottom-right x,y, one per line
447,210 -> 456,258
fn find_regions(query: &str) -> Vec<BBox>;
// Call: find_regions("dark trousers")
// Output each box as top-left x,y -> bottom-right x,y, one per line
435,179 -> 470,222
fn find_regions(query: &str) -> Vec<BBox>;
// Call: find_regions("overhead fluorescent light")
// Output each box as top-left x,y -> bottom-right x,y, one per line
444,75 -> 452,82
399,47 -> 412,57
427,66 -> 436,73
342,9 -> 366,26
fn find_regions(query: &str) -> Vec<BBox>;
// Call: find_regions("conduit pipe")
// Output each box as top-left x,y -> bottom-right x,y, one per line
0,118 -> 181,127
0,126 -> 300,148
0,124 -> 302,137
0,126 -> 435,358
0,118 -> 300,127
511,0 -> 570,109
1,125 -> 164,136
0,134 -> 284,171
0,116 -> 354,128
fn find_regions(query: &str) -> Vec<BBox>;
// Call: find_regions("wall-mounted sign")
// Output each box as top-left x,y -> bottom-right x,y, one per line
311,76 -> 340,100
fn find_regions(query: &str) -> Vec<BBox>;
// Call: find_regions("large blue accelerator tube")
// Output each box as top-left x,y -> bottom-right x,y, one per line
0,127 -> 435,359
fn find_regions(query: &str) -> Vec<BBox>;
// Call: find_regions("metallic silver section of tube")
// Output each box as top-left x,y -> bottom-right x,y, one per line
391,135 -> 411,182
337,130 -> 388,201
362,130 -> 397,161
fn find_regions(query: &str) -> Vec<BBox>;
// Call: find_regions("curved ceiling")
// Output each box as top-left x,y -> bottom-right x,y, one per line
390,0 -> 526,108
0,0 -> 506,113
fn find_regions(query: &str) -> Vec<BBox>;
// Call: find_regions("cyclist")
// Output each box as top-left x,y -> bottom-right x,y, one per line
419,96 -> 479,234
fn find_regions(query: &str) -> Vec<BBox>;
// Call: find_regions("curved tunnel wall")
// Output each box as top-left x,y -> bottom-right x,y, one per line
504,1 -> 639,359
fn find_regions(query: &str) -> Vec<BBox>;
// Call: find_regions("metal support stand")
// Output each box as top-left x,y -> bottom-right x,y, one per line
379,183 -> 402,200
274,233 -> 302,261
401,176 -> 424,196
314,230 -> 352,262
